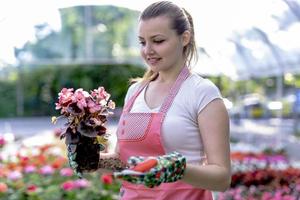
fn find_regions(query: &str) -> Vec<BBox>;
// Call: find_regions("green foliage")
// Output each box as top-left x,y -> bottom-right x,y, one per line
0,64 -> 144,117
0,80 -> 17,117
15,5 -> 140,61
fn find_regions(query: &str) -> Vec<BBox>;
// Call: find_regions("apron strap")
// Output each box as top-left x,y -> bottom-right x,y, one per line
159,66 -> 190,115
123,81 -> 149,112
124,66 -> 190,114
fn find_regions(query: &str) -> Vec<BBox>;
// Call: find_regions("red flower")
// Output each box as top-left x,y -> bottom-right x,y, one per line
51,157 -> 67,169
101,174 -> 113,185
27,184 -> 38,193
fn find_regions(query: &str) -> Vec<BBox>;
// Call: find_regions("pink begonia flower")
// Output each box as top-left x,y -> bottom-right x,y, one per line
7,171 -> 23,181
87,99 -> 101,113
60,168 -> 73,177
91,87 -> 110,101
39,165 -> 55,175
56,88 -> 74,110
61,180 -> 76,191
74,179 -> 91,189
24,165 -> 37,173
74,89 -> 89,111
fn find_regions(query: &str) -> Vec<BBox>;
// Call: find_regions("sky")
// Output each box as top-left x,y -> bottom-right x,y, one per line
0,0 -> 296,78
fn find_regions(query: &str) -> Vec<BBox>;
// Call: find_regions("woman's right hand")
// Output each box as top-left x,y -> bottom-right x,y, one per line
98,152 -> 128,173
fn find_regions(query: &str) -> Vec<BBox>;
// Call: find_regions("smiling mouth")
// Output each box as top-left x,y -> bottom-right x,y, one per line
147,57 -> 161,64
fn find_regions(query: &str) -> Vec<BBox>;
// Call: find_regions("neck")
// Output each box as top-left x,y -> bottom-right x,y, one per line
156,61 -> 186,84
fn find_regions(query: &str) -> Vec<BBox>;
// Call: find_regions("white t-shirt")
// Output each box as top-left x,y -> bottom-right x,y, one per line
124,73 -> 222,164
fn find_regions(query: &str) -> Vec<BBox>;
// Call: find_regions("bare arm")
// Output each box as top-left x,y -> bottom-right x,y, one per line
181,99 -> 231,192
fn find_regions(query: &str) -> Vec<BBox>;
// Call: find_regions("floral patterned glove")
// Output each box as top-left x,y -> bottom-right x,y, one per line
65,131 -> 83,178
115,151 -> 186,188
67,144 -> 81,176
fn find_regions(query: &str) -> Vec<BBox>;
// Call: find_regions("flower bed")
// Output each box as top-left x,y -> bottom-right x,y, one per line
217,149 -> 300,200
2,134 -> 300,199
0,141 -> 121,200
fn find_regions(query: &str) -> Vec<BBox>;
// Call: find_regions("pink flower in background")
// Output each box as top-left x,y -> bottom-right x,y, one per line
74,179 -> 91,189
24,165 -> 37,173
61,180 -> 76,191
0,182 -> 8,193
60,168 -> 73,177
261,192 -> 273,200
7,171 -> 23,181
39,165 -> 54,175
0,136 -> 6,148
101,174 -> 113,185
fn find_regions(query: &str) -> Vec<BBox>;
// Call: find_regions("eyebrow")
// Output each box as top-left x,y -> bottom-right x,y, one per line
138,34 -> 165,40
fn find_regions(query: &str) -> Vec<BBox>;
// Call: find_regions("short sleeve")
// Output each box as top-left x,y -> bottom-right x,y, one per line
194,79 -> 222,115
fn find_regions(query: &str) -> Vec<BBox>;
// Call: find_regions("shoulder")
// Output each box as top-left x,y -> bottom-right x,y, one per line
182,73 -> 221,96
127,81 -> 142,95
179,73 -> 222,115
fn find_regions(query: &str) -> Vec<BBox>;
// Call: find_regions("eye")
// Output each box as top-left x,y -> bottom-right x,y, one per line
154,40 -> 164,44
139,41 -> 146,46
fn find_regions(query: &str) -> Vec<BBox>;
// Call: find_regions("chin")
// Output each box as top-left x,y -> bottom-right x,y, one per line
148,64 -> 161,72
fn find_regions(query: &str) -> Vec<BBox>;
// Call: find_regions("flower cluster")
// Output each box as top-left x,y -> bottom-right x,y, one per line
217,150 -> 300,199
52,87 -> 115,139
231,152 -> 289,173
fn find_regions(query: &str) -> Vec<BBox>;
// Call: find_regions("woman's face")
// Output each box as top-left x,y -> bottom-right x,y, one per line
138,16 -> 186,72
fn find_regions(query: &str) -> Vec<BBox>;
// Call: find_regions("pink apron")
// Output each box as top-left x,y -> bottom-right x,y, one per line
117,66 -> 213,200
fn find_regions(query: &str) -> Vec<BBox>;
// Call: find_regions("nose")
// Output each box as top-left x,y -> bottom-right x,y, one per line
143,44 -> 154,55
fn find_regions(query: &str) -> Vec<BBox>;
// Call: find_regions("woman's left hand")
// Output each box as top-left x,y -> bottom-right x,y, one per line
114,151 -> 186,188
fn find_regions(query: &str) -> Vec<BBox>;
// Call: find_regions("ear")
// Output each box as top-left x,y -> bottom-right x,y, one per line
181,30 -> 191,47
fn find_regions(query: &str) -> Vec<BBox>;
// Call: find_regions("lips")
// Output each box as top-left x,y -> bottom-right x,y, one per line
147,57 -> 161,65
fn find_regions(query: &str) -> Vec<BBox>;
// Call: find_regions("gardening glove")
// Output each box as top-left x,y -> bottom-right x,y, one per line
114,151 -> 186,188
65,132 -> 82,178
113,156 -> 146,185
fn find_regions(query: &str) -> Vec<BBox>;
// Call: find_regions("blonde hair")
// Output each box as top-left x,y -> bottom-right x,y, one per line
132,1 -> 197,83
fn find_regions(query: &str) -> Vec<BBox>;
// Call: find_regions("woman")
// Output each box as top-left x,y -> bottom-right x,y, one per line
100,1 -> 231,199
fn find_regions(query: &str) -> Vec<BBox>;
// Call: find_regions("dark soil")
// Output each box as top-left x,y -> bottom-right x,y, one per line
75,135 -> 101,173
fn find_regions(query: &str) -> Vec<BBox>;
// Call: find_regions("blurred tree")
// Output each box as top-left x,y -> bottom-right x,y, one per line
14,5 -> 140,63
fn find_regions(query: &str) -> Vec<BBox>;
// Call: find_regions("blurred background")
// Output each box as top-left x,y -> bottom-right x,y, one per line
0,0 -> 300,199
